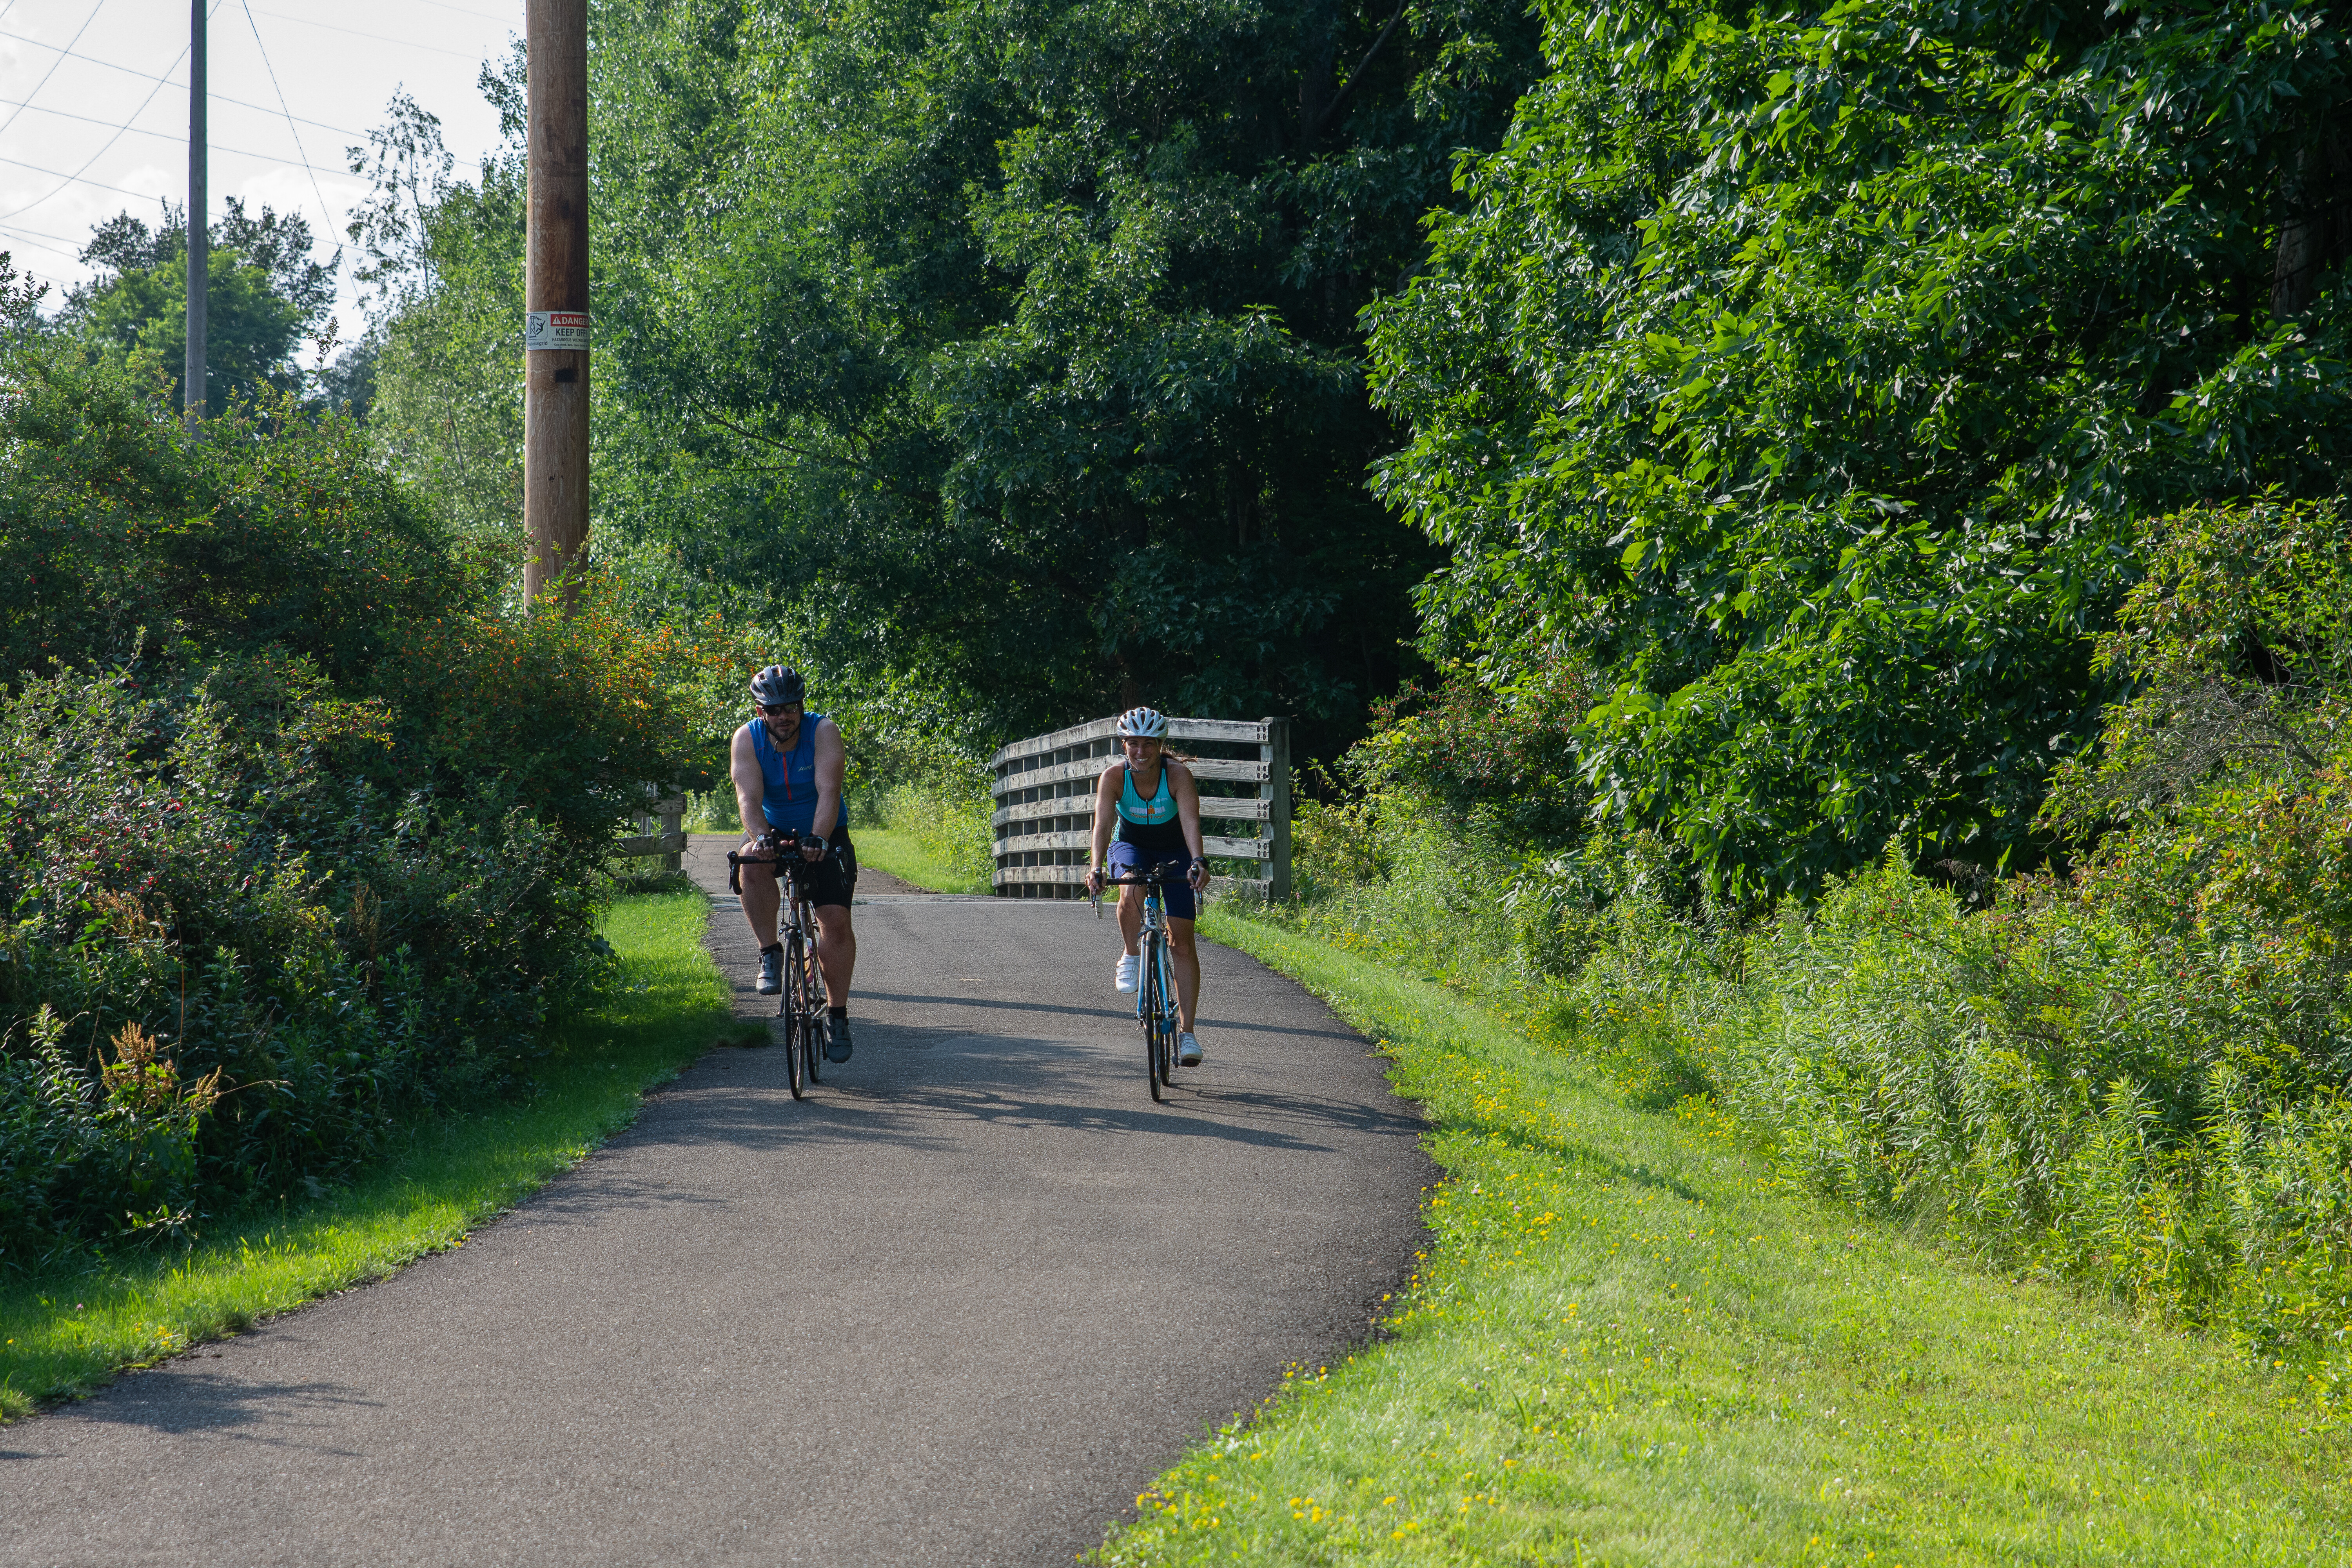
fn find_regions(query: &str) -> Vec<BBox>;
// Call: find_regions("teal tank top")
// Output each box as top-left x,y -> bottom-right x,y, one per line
1114,762 -> 1183,851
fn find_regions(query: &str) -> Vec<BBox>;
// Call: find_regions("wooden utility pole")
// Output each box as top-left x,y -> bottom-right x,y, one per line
184,0 -> 206,425
522,0 -> 590,609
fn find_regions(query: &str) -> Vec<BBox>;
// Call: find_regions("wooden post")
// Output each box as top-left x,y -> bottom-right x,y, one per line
522,0 -> 590,610
1262,716 -> 1291,902
183,0 -> 205,425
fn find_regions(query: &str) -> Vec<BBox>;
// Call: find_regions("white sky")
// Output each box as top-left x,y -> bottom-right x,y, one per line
0,0 -> 521,365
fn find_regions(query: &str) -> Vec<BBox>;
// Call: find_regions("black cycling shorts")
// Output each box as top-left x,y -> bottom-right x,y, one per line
749,827 -> 858,909
1108,840 -> 1196,921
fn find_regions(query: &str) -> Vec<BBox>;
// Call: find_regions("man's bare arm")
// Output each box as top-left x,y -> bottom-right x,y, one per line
730,726 -> 767,844
809,719 -> 846,844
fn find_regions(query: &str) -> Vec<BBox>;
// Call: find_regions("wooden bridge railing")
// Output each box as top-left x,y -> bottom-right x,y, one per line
990,715 -> 1290,901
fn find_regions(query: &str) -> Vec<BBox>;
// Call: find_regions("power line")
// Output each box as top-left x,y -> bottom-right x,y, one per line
405,0 -> 515,22
238,0 -> 335,242
0,224 -> 87,263
0,96 -> 352,176
0,218 -> 83,247
0,15 -> 490,240
0,27 -> 365,138
0,0 -> 109,143
0,152 -> 171,206
245,4 -> 493,61
0,7 -> 205,224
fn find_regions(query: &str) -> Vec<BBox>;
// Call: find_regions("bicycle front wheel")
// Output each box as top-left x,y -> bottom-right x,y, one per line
1141,931 -> 1167,1102
798,927 -> 827,1084
1155,943 -> 1177,1085
783,932 -> 808,1099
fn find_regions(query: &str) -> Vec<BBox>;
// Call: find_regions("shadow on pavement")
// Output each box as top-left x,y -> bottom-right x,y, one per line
853,988 -> 1367,1044
606,1026 -> 1418,1158
27,1376 -> 382,1448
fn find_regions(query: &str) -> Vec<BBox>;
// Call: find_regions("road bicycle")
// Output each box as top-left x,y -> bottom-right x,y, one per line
728,830 -> 839,1099
1094,858 -> 1197,1102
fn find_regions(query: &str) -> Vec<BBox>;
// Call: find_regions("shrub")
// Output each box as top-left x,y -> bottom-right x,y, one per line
0,303 -> 728,1267
1278,499 -> 2352,1367
1351,662 -> 1600,846
0,1009 -> 225,1252
0,662 -> 621,1264
0,288 -> 469,686
1572,855 -> 2352,1353
1566,499 -> 2352,1358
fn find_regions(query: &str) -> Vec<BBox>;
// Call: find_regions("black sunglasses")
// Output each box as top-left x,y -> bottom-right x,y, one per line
759,702 -> 802,716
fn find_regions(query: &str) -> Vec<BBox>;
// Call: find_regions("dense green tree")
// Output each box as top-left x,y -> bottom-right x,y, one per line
1369,0 -> 2352,895
593,0 -> 1543,747
68,200 -> 335,415
350,77 -> 529,535
361,0 -> 1541,750
0,258 -> 460,685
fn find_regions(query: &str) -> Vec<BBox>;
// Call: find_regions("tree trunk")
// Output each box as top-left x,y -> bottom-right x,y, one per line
2273,116 -> 2352,319
1297,0 -> 1337,151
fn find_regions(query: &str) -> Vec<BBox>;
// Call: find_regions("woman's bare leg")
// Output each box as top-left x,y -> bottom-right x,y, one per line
1168,918 -> 1200,1031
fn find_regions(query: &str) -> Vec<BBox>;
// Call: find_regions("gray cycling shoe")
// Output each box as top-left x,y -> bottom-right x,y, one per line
1177,1031 -> 1203,1067
826,1014 -> 853,1063
757,944 -> 783,995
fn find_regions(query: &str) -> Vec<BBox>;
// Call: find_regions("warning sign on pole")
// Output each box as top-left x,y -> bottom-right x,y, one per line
524,310 -> 591,351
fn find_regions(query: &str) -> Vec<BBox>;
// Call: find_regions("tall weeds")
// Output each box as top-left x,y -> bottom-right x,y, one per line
1272,502 -> 2352,1365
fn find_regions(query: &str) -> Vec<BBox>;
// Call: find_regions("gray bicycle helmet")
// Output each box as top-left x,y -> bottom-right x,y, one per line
750,665 -> 806,706
1116,706 -> 1168,739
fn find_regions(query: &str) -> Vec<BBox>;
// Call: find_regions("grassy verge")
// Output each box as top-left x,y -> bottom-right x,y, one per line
1088,909 -> 2352,1566
0,888 -> 742,1421
855,823 -> 990,894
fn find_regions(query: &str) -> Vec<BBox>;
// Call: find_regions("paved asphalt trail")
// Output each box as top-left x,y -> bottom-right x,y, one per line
0,836 -> 1431,1566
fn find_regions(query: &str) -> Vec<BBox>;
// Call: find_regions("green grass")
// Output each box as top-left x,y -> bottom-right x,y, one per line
1088,910 -> 2352,1567
0,888 -> 746,1421
856,823 -> 992,894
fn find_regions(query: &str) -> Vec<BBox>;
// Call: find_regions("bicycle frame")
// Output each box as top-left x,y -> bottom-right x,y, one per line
728,831 -> 838,1096
1094,861 -> 1194,1101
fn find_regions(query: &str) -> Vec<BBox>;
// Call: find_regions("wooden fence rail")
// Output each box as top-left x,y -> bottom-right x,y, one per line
989,715 -> 1290,901
616,790 -> 687,873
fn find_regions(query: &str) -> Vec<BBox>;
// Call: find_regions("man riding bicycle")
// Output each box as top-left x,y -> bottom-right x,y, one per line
731,665 -> 859,1060
1082,707 -> 1209,1067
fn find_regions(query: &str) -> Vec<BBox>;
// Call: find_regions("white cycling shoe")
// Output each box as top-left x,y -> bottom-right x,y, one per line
1176,1031 -> 1203,1067
1114,954 -> 1139,993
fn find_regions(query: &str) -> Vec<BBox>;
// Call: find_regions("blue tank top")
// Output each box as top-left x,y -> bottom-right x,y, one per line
747,714 -> 849,835
1114,762 -> 1183,851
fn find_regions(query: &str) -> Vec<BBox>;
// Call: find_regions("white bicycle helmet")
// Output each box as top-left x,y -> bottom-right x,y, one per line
1116,706 -> 1168,739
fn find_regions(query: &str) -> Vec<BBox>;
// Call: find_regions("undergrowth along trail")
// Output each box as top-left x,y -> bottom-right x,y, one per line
0,889 -> 735,1420
1089,909 -> 2352,1567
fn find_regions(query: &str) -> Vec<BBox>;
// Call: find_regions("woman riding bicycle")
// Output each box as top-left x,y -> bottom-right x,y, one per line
1082,707 -> 1209,1067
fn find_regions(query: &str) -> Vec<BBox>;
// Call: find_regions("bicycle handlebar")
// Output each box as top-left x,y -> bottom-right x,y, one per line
725,830 -> 839,896
1090,859 -> 1206,920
